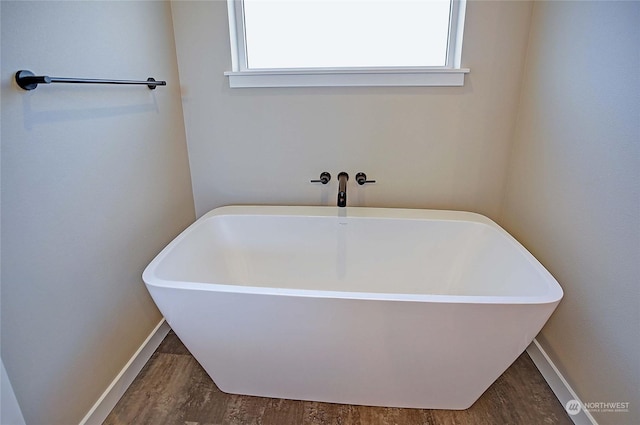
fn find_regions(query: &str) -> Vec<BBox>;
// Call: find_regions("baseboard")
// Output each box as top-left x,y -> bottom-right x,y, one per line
1,359 -> 27,425
527,338 -> 598,425
78,319 -> 171,425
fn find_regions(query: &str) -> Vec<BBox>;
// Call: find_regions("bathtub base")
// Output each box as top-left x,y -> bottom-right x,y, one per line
150,287 -> 558,410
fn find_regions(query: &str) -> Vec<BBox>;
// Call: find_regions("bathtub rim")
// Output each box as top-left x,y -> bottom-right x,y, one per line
143,205 -> 564,305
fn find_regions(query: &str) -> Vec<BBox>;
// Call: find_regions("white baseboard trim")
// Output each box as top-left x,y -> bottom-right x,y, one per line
1,358 -> 27,425
78,319 -> 171,425
527,338 -> 598,425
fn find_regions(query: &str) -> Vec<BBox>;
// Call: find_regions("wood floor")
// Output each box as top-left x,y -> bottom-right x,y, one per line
104,331 -> 572,425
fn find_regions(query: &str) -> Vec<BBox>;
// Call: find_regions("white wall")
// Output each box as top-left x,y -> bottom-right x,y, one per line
0,1 -> 195,424
0,8 -> 26,421
501,2 -> 640,424
171,0 -> 533,219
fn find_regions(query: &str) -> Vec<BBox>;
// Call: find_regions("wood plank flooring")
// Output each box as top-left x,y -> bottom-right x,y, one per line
103,331 -> 572,425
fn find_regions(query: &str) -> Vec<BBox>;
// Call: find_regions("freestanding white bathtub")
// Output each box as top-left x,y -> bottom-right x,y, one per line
143,206 -> 562,409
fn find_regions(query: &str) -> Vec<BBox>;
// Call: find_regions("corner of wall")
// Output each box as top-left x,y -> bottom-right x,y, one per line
496,0 -> 536,228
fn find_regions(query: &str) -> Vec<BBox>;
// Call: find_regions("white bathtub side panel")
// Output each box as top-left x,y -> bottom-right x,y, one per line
148,285 -> 558,409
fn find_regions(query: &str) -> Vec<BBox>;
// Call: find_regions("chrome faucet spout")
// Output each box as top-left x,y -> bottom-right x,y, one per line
337,172 -> 349,207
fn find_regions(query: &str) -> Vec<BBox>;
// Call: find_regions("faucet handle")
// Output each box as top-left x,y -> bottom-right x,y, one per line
310,172 -> 331,184
355,172 -> 376,185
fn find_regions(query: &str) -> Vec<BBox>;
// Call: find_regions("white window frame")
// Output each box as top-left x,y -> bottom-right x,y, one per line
224,0 -> 469,88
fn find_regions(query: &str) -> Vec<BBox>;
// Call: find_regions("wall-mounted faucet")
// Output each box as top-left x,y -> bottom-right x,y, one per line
337,172 -> 349,207
311,171 -> 375,207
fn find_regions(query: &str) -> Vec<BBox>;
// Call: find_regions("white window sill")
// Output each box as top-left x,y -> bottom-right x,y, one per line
224,67 -> 470,88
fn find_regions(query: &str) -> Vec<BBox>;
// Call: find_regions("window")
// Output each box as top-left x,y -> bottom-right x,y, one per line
225,0 -> 468,88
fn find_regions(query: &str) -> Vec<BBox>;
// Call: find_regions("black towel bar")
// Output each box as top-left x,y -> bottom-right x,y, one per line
15,70 -> 166,91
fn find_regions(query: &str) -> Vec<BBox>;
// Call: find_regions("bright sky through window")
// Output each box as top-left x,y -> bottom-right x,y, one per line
242,0 -> 452,69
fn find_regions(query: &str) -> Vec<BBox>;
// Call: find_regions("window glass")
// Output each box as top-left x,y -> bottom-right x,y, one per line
243,0 -> 452,69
